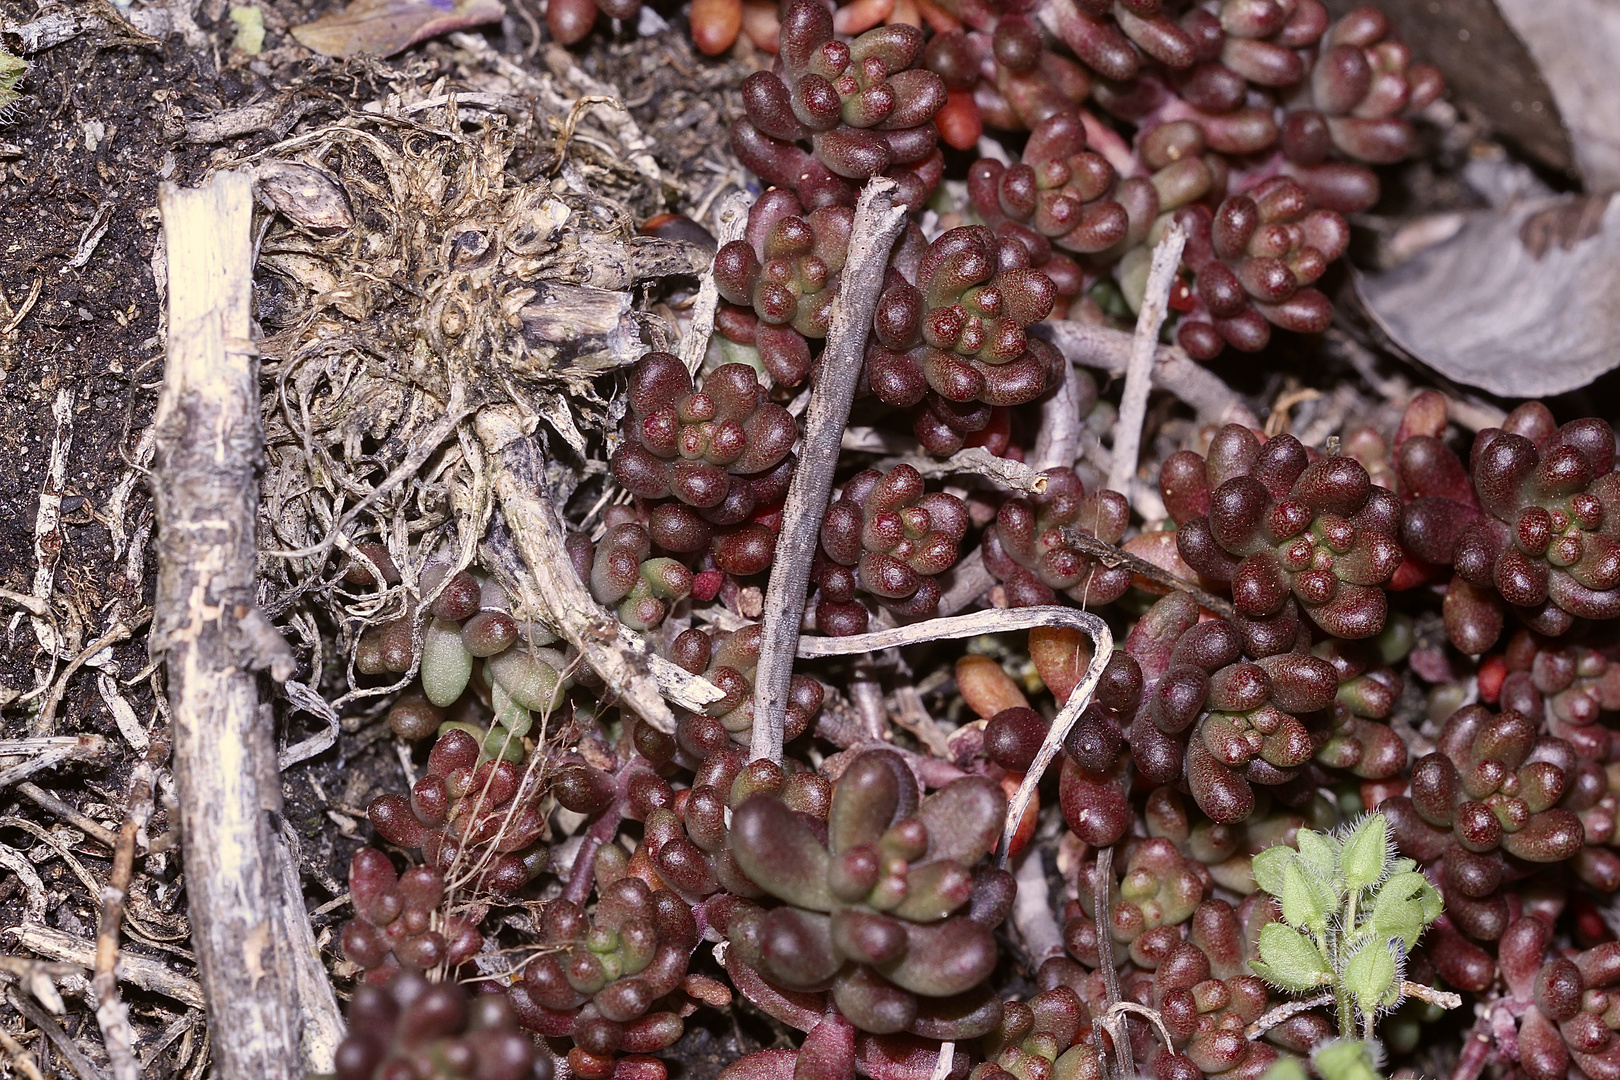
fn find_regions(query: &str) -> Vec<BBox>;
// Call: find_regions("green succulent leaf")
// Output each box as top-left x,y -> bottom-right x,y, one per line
1343,942 -> 1398,1015
1339,814 -> 1389,893
1258,1058 -> 1310,1080
1251,923 -> 1332,992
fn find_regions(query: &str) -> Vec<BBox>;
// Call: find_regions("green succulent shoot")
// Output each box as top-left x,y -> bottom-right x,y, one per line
1249,813 -> 1450,1043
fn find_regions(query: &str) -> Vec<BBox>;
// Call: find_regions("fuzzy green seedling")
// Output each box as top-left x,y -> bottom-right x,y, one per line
1260,1040 -> 1385,1080
0,51 -> 25,122
1249,813 -> 1454,1043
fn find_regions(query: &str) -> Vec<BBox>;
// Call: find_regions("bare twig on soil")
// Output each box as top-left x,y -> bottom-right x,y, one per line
94,733 -> 169,1080
935,548 -> 995,617
150,171 -> 300,1080
15,784 -> 116,848
1036,321 -> 1252,426
1109,225 -> 1188,495
0,1023 -> 46,1080
1057,527 -> 1237,619
1012,849 -> 1065,966
680,191 -> 751,375
273,821 -> 344,1073
10,925 -> 202,1009
752,179 -> 908,764
32,605 -> 147,737
0,737 -> 108,791
7,987 -> 105,1080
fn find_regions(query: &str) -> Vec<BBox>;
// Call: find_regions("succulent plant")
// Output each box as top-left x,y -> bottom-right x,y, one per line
1067,838 -> 1207,969
568,522 -> 694,633
1157,178 -> 1348,360
814,464 -> 971,635
974,986 -> 1099,1080
982,467 -> 1131,608
369,727 -> 551,895
1311,636 -> 1408,783
1494,914 -> 1620,1080
724,748 -> 1013,1037
967,113 -> 1128,259
506,878 -> 699,1080
611,352 -> 797,576
714,190 -> 854,386
733,0 -> 948,210
341,849 -> 484,982
865,224 -> 1063,455
666,624 -> 827,753
334,972 -> 554,1080
1381,704 -> 1586,941
1163,428 -> 1404,639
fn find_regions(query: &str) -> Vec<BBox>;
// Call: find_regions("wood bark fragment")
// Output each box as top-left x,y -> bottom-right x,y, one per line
149,171 -> 300,1080
751,179 -> 908,763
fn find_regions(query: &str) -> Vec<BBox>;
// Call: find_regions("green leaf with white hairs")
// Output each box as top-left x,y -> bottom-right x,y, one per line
1313,1040 -> 1382,1080
1258,1058 -> 1309,1080
1343,943 -> 1397,1015
1280,859 -> 1328,932
1339,815 -> 1389,893
1370,870 -> 1441,950
1251,846 -> 1295,899
1251,923 -> 1332,992
1295,829 -> 1339,884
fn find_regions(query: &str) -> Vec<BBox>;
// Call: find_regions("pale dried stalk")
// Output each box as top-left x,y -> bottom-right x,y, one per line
1108,224 -> 1188,495
752,179 -> 908,764
12,923 -> 204,1009
887,446 -> 1049,495
1245,993 -> 1334,1040
680,190 -> 752,376
94,733 -> 169,1080
1032,361 -> 1084,472
1036,320 -> 1248,425
151,171 -> 300,1080
478,407 -> 715,732
793,605 -> 1113,865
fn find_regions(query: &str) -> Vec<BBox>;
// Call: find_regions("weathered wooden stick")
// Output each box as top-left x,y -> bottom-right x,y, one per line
751,179 -> 907,764
151,171 -> 300,1080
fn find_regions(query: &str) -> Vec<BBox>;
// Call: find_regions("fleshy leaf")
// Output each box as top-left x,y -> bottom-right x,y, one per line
1343,942 -> 1397,1016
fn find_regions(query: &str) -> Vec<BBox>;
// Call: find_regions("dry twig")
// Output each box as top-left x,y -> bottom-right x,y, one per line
680,191 -> 751,375
1056,528 -> 1237,619
1108,225 -> 1188,495
1036,320 -> 1252,426
150,171 -> 300,1079
752,179 -> 908,764
94,733 -> 169,1080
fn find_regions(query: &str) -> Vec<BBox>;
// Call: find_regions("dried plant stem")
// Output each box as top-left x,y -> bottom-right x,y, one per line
680,191 -> 751,375
1036,320 -> 1249,426
1093,844 -> 1127,1080
7,989 -> 102,1080
935,548 -> 994,617
792,605 -> 1113,865
1033,361 -> 1083,471
1401,981 -> 1463,1010
887,446 -> 1050,495
150,171 -> 300,1080
0,1024 -> 45,1080
752,178 -> 907,764
1108,225 -> 1188,495
0,737 -> 107,791
479,410 -> 682,732
1012,848 -> 1065,966
94,732 -> 169,1080
1245,992 -> 1334,1040
1057,527 -> 1237,619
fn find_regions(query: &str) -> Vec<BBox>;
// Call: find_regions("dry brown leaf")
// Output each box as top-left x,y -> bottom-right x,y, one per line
290,0 -> 504,58
1357,193 -> 1620,397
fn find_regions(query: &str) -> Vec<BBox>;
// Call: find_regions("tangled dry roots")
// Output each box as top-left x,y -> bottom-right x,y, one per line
247,90 -> 707,699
